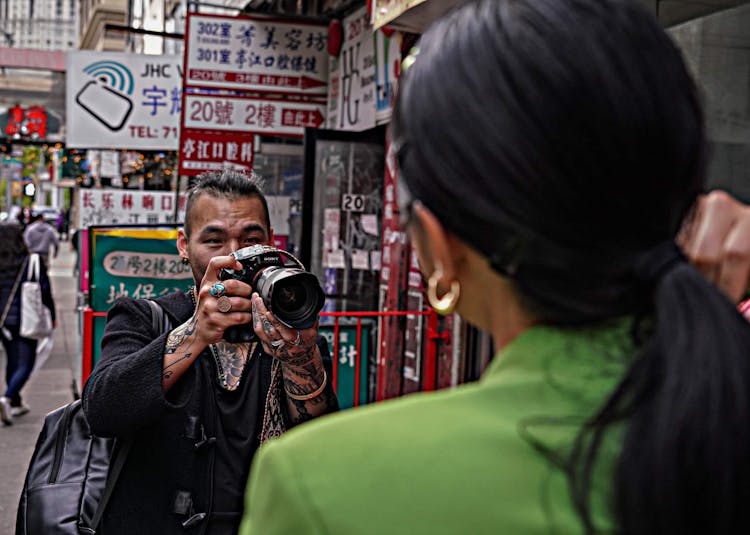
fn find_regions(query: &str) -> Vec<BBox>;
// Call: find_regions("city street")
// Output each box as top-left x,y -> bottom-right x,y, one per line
0,244 -> 79,533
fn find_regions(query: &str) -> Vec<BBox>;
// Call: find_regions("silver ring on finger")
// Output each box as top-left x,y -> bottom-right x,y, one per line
271,338 -> 285,349
209,283 -> 227,298
216,295 -> 232,313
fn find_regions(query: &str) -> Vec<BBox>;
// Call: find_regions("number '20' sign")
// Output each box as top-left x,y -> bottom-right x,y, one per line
341,193 -> 365,212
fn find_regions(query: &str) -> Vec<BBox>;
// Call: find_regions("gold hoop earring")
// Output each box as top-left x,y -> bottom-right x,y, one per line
427,271 -> 461,316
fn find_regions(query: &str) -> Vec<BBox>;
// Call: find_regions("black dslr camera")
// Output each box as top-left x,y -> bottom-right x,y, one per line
219,245 -> 325,343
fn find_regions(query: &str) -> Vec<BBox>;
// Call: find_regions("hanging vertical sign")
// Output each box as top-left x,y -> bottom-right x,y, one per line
327,6 -> 377,131
374,29 -> 401,124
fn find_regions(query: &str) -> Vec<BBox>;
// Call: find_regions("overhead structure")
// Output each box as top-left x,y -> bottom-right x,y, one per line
371,0 -> 750,32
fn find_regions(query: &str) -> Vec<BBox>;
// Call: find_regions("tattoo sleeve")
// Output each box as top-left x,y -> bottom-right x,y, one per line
281,346 -> 339,425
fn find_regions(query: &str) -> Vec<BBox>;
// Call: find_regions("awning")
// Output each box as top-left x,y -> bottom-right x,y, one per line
372,0 -> 750,32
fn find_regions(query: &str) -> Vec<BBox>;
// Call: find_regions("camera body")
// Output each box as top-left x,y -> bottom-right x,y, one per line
219,245 -> 325,343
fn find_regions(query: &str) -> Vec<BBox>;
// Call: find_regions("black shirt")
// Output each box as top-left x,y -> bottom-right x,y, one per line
208,343 -> 272,535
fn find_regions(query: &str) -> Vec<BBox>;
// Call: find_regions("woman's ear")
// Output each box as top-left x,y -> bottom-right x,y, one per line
411,203 -> 460,281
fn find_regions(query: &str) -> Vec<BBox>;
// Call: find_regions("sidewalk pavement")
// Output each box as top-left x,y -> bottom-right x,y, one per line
0,244 -> 80,533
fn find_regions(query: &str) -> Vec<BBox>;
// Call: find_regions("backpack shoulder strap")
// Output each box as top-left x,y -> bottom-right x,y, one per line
145,299 -> 172,334
87,299 -> 172,532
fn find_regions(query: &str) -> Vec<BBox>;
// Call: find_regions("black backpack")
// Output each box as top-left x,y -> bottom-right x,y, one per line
16,300 -> 171,535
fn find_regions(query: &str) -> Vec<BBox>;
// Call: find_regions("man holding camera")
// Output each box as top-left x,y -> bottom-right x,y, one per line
82,170 -> 338,535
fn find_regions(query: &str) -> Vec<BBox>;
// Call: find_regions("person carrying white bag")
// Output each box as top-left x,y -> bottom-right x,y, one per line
0,223 -> 56,425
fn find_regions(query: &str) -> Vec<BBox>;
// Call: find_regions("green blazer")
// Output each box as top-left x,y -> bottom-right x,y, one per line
240,323 -> 635,534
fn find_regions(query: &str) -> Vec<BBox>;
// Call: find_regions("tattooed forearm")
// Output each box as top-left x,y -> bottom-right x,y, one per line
162,353 -> 193,379
281,346 -> 338,425
162,316 -> 202,392
287,388 -> 338,425
165,316 -> 198,354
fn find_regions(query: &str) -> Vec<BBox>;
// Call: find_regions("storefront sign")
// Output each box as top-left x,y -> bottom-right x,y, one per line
183,93 -> 325,136
77,190 -> 187,227
66,51 -> 182,150
179,128 -> 254,177
184,13 -> 328,95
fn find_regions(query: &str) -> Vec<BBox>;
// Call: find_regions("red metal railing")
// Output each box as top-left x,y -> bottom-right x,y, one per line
319,310 -> 437,406
81,308 -> 441,406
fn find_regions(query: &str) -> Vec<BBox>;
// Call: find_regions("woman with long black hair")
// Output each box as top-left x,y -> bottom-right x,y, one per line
240,0 -> 750,532
0,223 -> 55,425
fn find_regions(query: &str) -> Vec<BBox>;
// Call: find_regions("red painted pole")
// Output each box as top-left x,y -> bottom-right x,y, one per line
354,317 -> 362,407
81,308 -> 94,388
332,316 -> 339,392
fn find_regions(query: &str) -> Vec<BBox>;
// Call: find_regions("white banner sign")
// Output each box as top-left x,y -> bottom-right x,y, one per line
66,51 -> 182,150
185,14 -> 328,95
184,94 -> 325,136
78,190 -> 187,227
78,189 -> 291,233
327,6 -> 376,131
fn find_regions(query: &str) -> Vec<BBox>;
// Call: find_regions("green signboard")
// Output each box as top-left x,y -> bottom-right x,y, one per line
88,226 -> 193,367
320,324 -> 371,410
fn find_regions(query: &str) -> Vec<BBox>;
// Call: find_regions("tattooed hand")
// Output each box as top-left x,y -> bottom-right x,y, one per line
251,292 -> 319,365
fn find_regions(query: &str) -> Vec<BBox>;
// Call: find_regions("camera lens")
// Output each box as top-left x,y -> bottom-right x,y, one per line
258,268 -> 324,329
274,282 -> 308,315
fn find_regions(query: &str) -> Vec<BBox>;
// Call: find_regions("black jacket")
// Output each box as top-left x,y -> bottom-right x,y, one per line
82,290 -> 335,535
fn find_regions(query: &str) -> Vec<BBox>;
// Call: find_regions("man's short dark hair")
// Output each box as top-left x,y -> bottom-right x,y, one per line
184,169 -> 270,237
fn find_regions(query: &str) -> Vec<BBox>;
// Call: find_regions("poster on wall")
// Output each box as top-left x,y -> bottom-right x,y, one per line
66,51 -> 182,150
327,6 -> 377,131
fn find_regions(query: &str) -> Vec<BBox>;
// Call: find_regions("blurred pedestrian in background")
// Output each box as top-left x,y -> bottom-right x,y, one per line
23,213 -> 59,266
0,223 -> 55,425
241,0 -> 750,533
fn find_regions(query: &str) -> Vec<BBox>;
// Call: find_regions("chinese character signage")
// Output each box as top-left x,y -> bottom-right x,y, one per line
179,129 -> 255,177
183,94 -> 325,135
87,227 -> 193,368
78,190 -> 187,227
184,14 -> 328,95
66,51 -> 183,150
327,6 -> 377,131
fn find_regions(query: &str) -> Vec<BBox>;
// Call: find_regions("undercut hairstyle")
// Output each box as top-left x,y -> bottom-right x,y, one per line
184,169 -> 270,237
393,0 -> 750,533
0,223 -> 29,278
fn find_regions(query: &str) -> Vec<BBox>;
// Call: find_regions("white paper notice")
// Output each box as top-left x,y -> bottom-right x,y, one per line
370,251 -> 382,270
361,214 -> 379,236
352,249 -> 370,270
326,250 -> 346,269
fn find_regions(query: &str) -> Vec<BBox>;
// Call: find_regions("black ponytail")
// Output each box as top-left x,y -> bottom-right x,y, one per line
392,0 -> 750,532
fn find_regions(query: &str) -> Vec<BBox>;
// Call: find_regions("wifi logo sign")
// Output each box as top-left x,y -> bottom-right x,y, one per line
75,61 -> 135,131
82,61 -> 135,95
